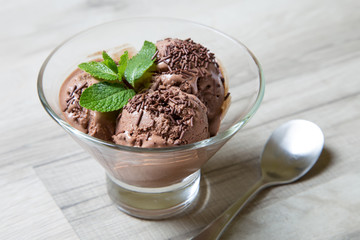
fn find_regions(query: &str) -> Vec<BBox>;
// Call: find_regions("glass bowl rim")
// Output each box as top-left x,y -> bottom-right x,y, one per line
37,17 -> 265,153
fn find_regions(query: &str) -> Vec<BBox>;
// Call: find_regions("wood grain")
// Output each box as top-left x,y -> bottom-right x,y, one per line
1,0 -> 359,239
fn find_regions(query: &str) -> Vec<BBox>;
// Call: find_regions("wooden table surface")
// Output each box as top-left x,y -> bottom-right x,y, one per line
1,0 -> 360,239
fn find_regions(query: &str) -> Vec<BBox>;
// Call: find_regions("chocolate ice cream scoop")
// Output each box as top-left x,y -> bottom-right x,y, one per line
59,69 -> 117,141
113,87 -> 209,147
153,38 -> 225,136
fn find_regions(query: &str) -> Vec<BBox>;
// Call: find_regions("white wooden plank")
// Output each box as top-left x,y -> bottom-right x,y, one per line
0,168 -> 78,240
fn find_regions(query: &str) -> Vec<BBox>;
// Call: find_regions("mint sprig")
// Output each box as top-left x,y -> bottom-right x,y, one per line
77,41 -> 157,112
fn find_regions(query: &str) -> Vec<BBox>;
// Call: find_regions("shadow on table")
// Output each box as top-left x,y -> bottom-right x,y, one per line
299,147 -> 333,182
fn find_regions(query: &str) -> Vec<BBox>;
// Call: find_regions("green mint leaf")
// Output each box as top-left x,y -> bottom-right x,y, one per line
125,41 -> 157,85
117,51 -> 129,80
102,51 -> 118,74
79,82 -> 136,112
78,62 -> 118,81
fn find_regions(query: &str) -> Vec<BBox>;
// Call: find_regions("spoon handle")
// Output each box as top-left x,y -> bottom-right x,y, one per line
191,178 -> 266,240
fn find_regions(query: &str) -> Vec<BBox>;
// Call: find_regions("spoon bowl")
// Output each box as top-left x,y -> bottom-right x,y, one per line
192,119 -> 324,240
261,119 -> 324,184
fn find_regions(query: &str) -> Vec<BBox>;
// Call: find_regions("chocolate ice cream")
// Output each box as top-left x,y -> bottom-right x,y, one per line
60,38 -> 227,147
152,38 -> 225,136
59,69 -> 117,141
113,87 -> 209,147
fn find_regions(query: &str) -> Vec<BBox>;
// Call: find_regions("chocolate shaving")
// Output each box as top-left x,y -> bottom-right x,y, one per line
181,70 -> 193,77
75,82 -> 87,93
69,85 -> 77,97
151,50 -> 159,60
169,114 -> 176,123
136,104 -> 141,112
167,65 -> 173,72
197,67 -> 204,77
136,110 -> 143,126
179,130 -> 185,140
65,96 -> 73,103
169,98 -> 177,104
187,69 -> 197,73
159,55 -> 171,62
224,92 -> 230,100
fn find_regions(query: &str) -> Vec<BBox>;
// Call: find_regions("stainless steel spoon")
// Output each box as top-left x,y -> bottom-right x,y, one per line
192,119 -> 324,240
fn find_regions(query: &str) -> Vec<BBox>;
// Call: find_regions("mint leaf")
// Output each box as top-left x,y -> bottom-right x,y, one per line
79,82 -> 136,112
125,41 -> 157,85
78,62 -> 118,81
118,51 -> 129,80
77,41 -> 157,112
102,51 -> 118,74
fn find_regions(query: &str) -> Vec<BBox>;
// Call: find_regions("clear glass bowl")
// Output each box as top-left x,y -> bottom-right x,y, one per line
37,17 -> 265,219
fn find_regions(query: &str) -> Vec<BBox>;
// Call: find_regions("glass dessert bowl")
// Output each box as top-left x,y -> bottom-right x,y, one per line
37,17 -> 265,219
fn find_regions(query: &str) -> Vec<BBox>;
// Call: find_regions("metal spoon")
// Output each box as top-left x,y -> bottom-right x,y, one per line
192,119 -> 324,240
